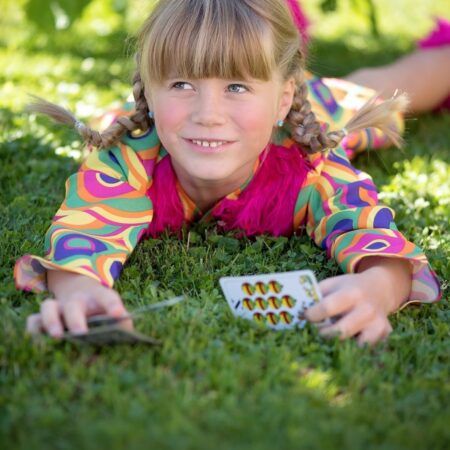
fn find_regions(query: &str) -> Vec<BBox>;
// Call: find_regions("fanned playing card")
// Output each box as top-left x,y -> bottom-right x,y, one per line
219,270 -> 321,330
65,326 -> 161,346
63,296 -> 184,346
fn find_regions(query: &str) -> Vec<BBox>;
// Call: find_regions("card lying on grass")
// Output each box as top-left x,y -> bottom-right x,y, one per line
219,270 -> 321,330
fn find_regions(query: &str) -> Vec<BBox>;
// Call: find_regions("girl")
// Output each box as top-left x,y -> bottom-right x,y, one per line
15,0 -> 441,345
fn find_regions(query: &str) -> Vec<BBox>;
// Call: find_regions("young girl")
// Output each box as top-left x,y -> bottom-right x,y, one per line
15,0 -> 441,346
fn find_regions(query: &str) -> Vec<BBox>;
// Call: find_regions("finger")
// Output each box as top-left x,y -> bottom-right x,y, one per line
41,299 -> 64,338
61,294 -> 89,334
357,319 -> 393,347
117,317 -> 134,332
318,275 -> 343,296
319,302 -> 376,340
305,288 -> 357,323
93,290 -> 133,331
26,314 -> 44,335
94,289 -> 127,318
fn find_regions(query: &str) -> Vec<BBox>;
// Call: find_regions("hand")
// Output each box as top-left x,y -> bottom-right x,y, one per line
26,271 -> 132,338
305,259 -> 411,346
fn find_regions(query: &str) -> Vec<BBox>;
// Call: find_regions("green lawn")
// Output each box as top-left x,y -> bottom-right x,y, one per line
1,1 -> 449,449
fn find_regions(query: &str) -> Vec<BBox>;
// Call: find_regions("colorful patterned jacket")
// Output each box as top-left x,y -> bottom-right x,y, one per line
14,75 -> 441,306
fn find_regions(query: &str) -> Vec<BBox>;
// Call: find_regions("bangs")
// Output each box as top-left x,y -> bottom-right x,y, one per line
140,0 -> 276,85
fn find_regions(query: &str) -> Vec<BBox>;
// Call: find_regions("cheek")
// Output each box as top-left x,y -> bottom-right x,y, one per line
236,103 -> 275,143
155,100 -> 187,137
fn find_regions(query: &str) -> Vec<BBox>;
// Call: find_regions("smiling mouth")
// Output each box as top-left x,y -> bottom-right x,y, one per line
185,138 -> 235,149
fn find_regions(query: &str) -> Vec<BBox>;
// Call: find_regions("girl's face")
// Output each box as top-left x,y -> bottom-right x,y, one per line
146,74 -> 295,189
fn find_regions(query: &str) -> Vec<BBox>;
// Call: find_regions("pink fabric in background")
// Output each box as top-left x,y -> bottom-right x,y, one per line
418,17 -> 450,111
418,17 -> 450,48
286,0 -> 310,49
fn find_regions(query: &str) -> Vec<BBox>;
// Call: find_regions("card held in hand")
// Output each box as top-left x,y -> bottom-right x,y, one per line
220,270 -> 322,330
65,326 -> 161,346
63,296 -> 185,346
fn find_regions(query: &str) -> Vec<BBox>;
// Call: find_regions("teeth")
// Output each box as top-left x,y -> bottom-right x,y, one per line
192,140 -> 226,148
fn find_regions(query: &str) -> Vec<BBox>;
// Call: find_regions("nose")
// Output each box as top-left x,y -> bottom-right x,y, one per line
190,88 -> 227,127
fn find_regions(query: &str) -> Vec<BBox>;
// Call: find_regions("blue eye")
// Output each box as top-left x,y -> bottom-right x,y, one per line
228,84 -> 248,93
171,81 -> 193,90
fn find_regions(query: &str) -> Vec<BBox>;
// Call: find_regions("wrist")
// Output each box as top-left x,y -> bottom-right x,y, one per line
47,270 -> 103,298
357,256 -> 412,312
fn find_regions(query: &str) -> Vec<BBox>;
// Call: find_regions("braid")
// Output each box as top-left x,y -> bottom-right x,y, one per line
131,70 -> 151,130
27,65 -> 153,150
96,69 -> 152,148
287,82 -> 344,154
287,80 -> 409,154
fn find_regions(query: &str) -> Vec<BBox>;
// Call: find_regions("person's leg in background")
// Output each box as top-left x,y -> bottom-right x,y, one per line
345,46 -> 450,114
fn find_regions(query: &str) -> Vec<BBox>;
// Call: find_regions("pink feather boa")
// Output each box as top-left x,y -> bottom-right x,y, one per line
144,143 -> 311,239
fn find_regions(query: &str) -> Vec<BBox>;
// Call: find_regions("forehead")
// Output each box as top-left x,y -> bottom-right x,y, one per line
140,0 -> 278,86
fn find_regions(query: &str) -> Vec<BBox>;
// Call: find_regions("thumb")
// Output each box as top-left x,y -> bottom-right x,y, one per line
95,288 -> 134,332
95,288 -> 127,317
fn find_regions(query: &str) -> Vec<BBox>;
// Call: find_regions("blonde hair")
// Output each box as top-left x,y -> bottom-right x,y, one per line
30,0 -> 408,153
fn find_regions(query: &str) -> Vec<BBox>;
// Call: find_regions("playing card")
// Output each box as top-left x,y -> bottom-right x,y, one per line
85,296 -> 185,327
63,296 -> 184,345
65,326 -> 161,345
219,270 -> 321,330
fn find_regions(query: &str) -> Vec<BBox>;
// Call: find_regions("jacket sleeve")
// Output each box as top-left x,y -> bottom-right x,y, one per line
295,146 -> 441,307
14,133 -> 159,293
305,73 -> 405,159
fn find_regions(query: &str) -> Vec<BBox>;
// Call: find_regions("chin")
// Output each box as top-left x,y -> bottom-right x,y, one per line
189,167 -> 234,182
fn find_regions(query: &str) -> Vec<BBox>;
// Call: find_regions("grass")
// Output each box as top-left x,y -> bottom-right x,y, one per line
1,1 -> 449,449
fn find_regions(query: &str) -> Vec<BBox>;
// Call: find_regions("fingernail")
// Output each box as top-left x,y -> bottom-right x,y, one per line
71,327 -> 87,335
315,322 -> 328,330
305,310 -> 318,322
49,326 -> 62,338
320,329 -> 340,338
110,307 -> 123,316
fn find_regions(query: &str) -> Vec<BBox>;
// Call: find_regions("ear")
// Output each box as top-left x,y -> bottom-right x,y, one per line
144,89 -> 154,112
145,97 -> 154,113
277,77 -> 296,122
